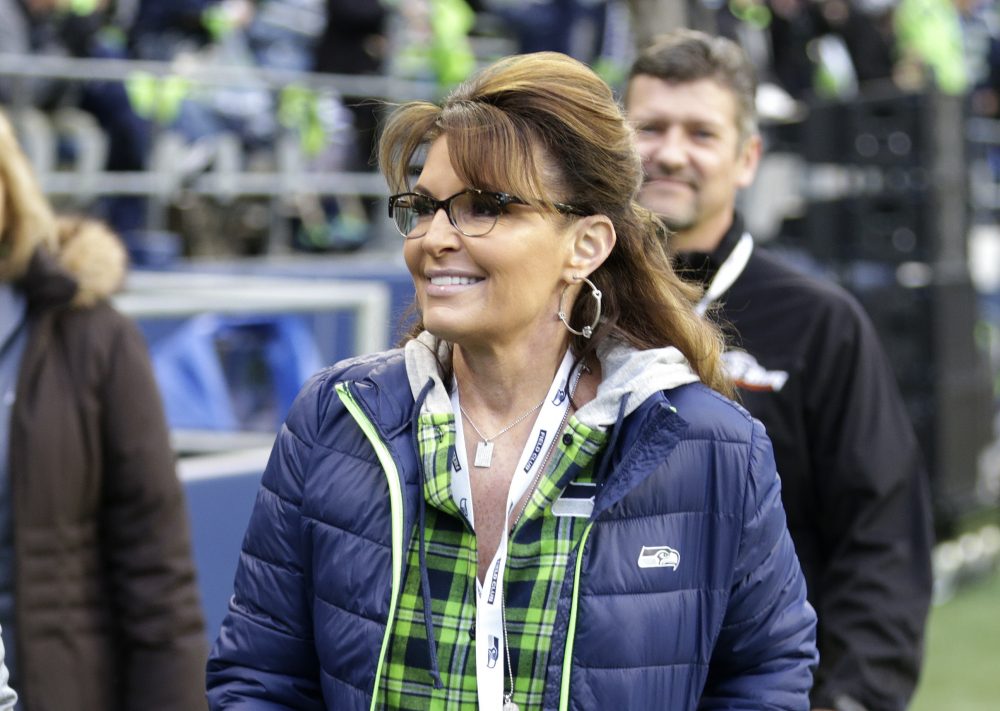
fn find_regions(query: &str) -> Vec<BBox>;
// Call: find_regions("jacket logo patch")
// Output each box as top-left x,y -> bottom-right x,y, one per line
721,350 -> 789,392
637,545 -> 680,570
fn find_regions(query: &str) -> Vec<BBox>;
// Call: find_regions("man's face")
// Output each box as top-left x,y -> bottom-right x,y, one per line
627,75 -> 759,243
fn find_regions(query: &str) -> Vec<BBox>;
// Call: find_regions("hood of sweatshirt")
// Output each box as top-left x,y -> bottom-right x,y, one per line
403,330 -> 700,426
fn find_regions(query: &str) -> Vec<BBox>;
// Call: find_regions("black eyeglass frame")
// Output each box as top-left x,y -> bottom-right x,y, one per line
387,188 -> 589,239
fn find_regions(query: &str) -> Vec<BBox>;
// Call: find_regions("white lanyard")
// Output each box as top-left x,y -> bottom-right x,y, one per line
695,231 -> 754,316
450,350 -> 576,711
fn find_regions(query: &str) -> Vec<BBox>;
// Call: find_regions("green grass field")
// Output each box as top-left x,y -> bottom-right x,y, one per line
910,568 -> 1000,710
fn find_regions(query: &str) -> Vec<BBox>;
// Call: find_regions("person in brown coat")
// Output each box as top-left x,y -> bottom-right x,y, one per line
0,108 -> 208,710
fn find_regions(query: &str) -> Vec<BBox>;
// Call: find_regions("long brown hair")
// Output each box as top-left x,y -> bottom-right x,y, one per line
0,108 -> 57,281
379,52 -> 732,395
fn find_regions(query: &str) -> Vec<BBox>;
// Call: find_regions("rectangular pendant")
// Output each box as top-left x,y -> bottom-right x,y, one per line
474,440 -> 494,468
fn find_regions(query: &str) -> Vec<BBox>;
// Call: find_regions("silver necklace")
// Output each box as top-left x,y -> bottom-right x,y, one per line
460,398 -> 546,468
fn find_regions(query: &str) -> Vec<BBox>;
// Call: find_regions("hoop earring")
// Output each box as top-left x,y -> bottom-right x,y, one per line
558,276 -> 602,338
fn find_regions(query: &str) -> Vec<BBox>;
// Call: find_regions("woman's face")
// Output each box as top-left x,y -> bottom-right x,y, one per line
403,135 -> 577,352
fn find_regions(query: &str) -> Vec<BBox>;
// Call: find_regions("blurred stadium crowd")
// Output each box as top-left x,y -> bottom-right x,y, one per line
0,0 -> 997,258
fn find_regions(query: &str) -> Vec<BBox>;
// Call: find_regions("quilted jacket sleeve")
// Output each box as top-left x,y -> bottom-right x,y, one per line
699,419 -> 819,710
206,373 -> 330,710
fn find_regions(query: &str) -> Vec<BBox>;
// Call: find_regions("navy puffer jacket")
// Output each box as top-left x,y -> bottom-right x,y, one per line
207,349 -> 817,710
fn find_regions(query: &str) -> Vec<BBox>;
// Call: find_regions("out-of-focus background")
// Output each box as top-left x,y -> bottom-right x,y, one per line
2,0 -> 997,703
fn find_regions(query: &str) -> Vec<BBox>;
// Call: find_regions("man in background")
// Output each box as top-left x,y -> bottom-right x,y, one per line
626,29 -> 933,711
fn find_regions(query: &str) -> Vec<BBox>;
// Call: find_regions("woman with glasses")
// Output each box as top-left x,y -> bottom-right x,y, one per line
208,52 -> 818,711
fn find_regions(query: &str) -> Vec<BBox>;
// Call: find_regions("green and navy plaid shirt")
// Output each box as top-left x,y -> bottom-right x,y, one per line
377,412 -> 608,710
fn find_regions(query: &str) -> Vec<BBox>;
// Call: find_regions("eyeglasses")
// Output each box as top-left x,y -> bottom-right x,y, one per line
387,188 -> 588,239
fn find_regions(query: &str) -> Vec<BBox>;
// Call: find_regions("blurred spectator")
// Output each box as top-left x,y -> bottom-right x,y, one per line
294,0 -> 392,251
894,0 -> 969,93
0,108 -> 208,710
956,0 -> 1000,178
626,0 -> 717,49
0,0 -> 231,235
797,0 -> 894,96
126,1 -> 263,146
0,0 -> 113,108
313,1 -> 388,174
484,0 -> 609,61
314,1 -> 387,80
957,0 -> 1000,116
129,0 -> 225,60
247,0 -> 326,72
716,0 -> 898,100
716,1 -> 991,102
386,0 -> 476,84
743,0 -> 817,97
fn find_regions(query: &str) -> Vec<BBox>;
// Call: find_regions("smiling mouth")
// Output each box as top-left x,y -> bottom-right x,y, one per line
429,275 -> 483,286
645,176 -> 695,189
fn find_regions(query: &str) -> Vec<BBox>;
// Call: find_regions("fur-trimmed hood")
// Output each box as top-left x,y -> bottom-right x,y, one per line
18,217 -> 127,310
54,216 -> 127,306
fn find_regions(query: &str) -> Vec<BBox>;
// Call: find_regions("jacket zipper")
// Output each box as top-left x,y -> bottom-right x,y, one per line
335,382 -> 405,711
558,520 -> 594,711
